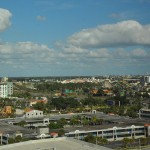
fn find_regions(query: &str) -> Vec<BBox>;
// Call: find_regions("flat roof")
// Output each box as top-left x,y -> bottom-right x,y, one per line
0,122 -> 33,135
0,137 -> 113,150
1,112 -> 150,129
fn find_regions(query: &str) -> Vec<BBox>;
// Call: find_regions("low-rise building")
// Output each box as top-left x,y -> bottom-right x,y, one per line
0,122 -> 35,144
24,109 -> 43,118
65,125 -> 147,141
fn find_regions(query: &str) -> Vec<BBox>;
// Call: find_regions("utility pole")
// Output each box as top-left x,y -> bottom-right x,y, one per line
96,137 -> 97,145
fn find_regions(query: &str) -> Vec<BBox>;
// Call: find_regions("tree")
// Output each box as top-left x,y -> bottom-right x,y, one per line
90,116 -> 98,125
15,135 -> 22,142
129,138 -> 135,147
32,102 -> 46,112
140,137 -> 147,146
84,134 -> 96,144
97,137 -> 108,145
8,138 -> 15,144
58,129 -> 65,137
49,122 -> 63,129
96,89 -> 104,96
122,138 -> 130,148
18,121 -> 27,127
82,97 -> 98,111
81,116 -> 89,126
58,118 -> 67,127
51,97 -> 66,110
98,118 -> 104,125
70,116 -> 80,126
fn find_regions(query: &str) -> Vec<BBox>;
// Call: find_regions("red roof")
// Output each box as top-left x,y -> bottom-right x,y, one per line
144,124 -> 150,126
50,132 -> 58,136
30,99 -> 47,103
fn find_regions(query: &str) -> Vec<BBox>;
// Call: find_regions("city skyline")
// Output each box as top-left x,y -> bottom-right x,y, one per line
0,0 -> 150,77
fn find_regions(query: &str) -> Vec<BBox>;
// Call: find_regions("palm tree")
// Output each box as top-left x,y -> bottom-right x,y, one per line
122,138 -> 130,148
90,116 -> 98,125
97,137 -> 108,145
70,116 -> 80,126
140,137 -> 147,146
81,116 -> 89,126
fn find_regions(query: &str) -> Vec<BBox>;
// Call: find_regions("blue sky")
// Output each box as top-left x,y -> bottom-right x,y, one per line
0,0 -> 150,77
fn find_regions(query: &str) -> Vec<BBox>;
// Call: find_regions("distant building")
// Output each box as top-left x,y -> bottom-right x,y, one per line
1,77 -> 8,82
0,82 -> 13,98
24,110 -> 43,118
144,76 -> 150,83
29,99 -> 47,107
103,79 -> 112,88
141,75 -> 150,85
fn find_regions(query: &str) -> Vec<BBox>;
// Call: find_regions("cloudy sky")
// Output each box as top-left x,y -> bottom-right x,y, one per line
0,0 -> 150,77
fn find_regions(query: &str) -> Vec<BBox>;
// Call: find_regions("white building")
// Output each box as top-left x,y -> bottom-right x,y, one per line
139,108 -> 150,119
0,82 -> 13,98
144,76 -> 150,83
24,110 -> 43,118
65,125 -> 147,141
103,79 -> 112,88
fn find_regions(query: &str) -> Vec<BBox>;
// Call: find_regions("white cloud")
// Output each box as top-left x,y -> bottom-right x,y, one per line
0,40 -> 149,71
68,20 -> 150,48
0,42 -> 55,65
15,42 -> 51,53
113,48 -> 130,58
0,42 -> 12,53
0,8 -> 12,32
88,48 -> 110,58
130,48 -> 148,57
63,45 -> 87,54
0,42 -> 53,54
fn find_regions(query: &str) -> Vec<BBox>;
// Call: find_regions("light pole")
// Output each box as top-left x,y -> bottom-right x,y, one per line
96,137 -> 97,145
139,138 -> 142,150
139,109 -> 142,119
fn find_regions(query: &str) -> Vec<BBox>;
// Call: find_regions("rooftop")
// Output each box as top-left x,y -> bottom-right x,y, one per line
0,137 -> 113,150
0,122 -> 34,135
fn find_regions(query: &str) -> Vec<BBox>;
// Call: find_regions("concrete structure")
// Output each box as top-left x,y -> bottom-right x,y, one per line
139,108 -> 150,119
0,137 -> 113,150
24,110 -> 43,118
37,127 -> 49,135
1,112 -> 150,141
0,82 -> 13,98
65,125 -> 146,141
144,124 -> 150,137
0,121 -> 35,144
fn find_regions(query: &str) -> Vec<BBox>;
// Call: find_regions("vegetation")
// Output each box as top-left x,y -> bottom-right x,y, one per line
0,76 -> 149,149
8,135 -> 29,144
18,121 -> 27,127
84,134 -> 108,145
